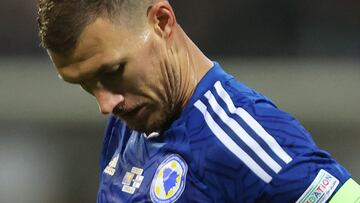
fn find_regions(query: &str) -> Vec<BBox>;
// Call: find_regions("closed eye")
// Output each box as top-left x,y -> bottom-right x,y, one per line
97,62 -> 126,88
101,62 -> 126,76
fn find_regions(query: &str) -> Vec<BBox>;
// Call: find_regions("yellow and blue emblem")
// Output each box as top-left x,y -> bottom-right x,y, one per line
150,154 -> 188,203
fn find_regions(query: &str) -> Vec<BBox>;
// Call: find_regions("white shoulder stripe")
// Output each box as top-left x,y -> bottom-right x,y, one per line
214,81 -> 293,164
204,91 -> 282,173
194,100 -> 273,183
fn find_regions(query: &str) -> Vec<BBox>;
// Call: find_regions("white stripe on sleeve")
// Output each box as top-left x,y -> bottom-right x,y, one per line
214,81 -> 293,164
194,100 -> 273,183
204,91 -> 282,173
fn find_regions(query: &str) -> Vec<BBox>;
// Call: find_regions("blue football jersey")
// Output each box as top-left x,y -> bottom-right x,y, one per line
97,62 -> 351,203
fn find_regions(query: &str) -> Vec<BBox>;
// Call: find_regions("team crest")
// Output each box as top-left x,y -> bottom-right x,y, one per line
150,154 -> 188,203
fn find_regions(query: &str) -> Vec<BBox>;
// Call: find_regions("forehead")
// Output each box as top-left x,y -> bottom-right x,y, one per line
75,18 -> 134,58
72,18 -> 134,64
49,18 -> 137,82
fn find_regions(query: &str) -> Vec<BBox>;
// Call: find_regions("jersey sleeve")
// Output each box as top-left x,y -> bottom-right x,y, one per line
239,99 -> 352,202
193,79 -> 352,202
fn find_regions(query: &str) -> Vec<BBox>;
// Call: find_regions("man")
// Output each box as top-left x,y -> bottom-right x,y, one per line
37,0 -> 360,202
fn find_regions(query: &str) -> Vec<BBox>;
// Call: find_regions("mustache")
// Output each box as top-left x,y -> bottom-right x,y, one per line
112,103 -> 143,116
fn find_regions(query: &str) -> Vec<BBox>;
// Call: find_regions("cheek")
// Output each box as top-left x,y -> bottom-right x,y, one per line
127,37 -> 169,99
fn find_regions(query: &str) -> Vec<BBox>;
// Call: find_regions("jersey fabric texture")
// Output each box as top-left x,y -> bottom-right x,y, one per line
97,62 -> 351,203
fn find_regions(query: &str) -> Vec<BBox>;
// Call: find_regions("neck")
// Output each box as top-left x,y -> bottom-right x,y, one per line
171,25 -> 213,110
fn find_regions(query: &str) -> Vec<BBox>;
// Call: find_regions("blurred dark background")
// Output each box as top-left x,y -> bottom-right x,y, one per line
1,0 -> 360,57
0,0 -> 359,202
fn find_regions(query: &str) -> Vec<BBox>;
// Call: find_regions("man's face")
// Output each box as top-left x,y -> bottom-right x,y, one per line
48,18 -> 178,134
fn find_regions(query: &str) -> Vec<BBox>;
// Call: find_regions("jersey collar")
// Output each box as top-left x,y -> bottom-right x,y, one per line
184,61 -> 233,114
169,61 -> 233,128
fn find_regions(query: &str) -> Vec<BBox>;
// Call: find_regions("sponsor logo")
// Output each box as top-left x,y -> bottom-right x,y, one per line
150,154 -> 188,203
296,169 -> 340,203
104,154 -> 119,176
121,167 -> 144,194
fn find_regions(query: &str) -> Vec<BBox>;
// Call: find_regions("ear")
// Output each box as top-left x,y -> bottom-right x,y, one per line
147,1 -> 176,40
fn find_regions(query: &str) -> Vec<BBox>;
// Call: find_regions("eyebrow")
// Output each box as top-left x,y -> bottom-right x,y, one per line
59,53 -> 115,84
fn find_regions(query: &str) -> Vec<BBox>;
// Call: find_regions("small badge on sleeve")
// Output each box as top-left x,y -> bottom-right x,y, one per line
150,154 -> 188,203
296,169 -> 340,203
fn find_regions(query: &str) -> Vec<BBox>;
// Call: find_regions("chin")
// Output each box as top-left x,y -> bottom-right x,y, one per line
127,112 -> 170,134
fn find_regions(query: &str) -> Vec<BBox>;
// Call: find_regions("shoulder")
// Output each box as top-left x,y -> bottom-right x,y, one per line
192,79 -> 293,183
190,79 -> 351,202
188,79 -> 292,201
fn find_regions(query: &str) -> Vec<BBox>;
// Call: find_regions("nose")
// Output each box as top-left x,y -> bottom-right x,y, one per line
93,88 -> 124,115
